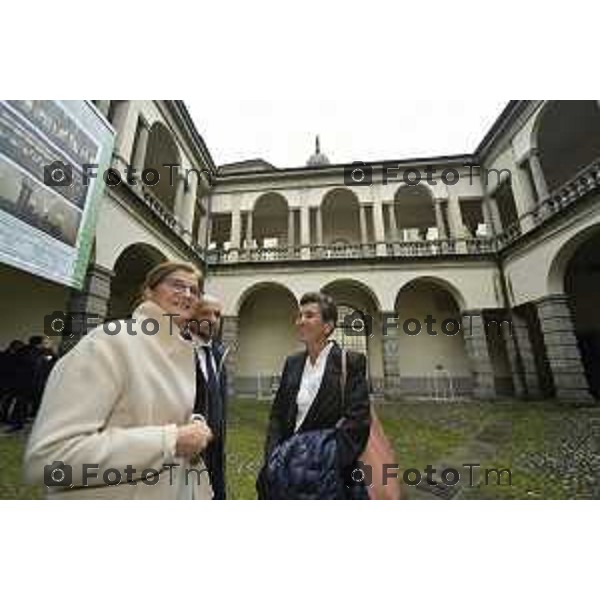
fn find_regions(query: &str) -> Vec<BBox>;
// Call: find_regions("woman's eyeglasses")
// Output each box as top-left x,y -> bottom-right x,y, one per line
163,277 -> 201,298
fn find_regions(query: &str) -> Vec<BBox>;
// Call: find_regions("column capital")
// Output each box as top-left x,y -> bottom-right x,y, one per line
139,115 -> 151,130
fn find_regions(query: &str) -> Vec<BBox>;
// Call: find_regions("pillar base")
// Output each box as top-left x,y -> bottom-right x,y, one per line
535,294 -> 593,402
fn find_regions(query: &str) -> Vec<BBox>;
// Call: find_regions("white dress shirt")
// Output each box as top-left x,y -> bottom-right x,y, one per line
193,338 -> 218,383
294,340 -> 335,431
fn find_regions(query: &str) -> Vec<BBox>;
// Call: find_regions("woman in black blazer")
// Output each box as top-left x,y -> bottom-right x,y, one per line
257,291 -> 371,499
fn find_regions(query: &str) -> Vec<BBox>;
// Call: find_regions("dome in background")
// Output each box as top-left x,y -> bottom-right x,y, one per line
306,135 -> 330,166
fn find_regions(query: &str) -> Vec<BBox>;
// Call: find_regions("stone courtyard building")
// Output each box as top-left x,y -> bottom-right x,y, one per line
1,100 -> 599,403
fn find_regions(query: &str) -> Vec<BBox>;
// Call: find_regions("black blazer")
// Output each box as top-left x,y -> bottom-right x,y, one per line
194,341 -> 228,500
258,342 -> 371,495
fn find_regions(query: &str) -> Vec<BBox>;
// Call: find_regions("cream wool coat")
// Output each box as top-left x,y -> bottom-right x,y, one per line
24,301 -> 213,500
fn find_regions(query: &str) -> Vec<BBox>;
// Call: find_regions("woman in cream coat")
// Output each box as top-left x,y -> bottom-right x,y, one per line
23,261 -> 214,500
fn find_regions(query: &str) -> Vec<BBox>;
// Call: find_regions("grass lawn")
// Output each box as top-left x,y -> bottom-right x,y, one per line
2,398 -> 599,499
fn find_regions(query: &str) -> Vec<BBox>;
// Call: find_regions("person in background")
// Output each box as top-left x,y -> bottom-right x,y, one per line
5,336 -> 52,432
0,339 -> 25,425
26,336 -> 58,420
188,293 -> 229,500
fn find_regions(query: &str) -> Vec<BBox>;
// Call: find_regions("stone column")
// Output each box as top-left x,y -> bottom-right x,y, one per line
461,311 -> 496,399
372,198 -> 387,256
528,149 -> 549,202
245,211 -> 253,246
388,203 -> 398,240
300,204 -> 310,259
197,208 -> 208,248
485,195 -> 502,235
60,264 -> 114,355
495,310 -> 526,398
434,198 -> 447,238
230,207 -> 241,253
535,295 -> 592,401
287,208 -> 295,249
207,214 -> 214,247
183,171 -> 199,235
173,174 -> 185,214
110,101 -> 132,159
447,192 -> 466,235
315,206 -> 323,247
381,317 -> 401,400
510,311 -> 541,398
359,203 -> 368,244
448,191 -> 468,252
132,118 -> 150,173
220,316 -> 239,399
511,160 -> 538,232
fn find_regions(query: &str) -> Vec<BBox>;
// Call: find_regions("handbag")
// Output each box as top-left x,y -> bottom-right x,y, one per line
340,349 -> 403,500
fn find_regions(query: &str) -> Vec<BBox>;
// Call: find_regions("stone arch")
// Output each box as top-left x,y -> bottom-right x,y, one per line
250,192 -> 289,248
236,281 -> 300,397
547,222 -> 600,295
235,280 -> 298,315
397,275 -> 466,312
394,276 -> 471,398
144,121 -> 182,213
393,183 -> 437,241
531,100 -> 600,193
320,187 -> 361,245
548,223 -> 600,397
106,243 -> 167,319
321,278 -> 383,390
321,277 -> 382,313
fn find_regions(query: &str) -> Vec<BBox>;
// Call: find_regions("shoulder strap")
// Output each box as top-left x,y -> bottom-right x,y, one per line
339,347 -> 347,408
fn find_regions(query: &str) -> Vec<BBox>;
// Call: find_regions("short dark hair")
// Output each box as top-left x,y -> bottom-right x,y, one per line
299,292 -> 338,330
29,335 -> 45,346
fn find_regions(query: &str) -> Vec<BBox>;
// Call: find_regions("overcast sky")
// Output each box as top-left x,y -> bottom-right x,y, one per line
186,97 -> 508,169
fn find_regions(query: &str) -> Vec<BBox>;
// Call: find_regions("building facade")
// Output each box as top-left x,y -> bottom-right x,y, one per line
1,100 -> 599,403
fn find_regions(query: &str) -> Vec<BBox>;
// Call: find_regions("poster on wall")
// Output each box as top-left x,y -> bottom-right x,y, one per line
0,100 -> 114,289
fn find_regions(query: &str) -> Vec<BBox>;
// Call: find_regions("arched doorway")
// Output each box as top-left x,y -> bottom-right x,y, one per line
251,193 -> 289,249
321,188 -> 360,246
563,228 -> 600,398
393,184 -> 437,241
321,279 -> 383,393
236,283 -> 299,398
395,278 -> 471,398
107,243 -> 167,319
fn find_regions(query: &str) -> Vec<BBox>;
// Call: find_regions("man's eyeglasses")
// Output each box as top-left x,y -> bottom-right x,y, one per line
163,277 -> 201,298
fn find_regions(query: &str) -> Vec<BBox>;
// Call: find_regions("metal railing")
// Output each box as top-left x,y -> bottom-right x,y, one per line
532,159 -> 600,226
129,155 -> 600,265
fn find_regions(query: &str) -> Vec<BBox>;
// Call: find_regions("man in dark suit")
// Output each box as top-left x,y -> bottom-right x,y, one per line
257,292 -> 371,499
191,294 -> 229,499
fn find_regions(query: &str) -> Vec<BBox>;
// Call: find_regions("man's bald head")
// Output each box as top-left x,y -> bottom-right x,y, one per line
197,293 -> 223,311
194,293 -> 223,341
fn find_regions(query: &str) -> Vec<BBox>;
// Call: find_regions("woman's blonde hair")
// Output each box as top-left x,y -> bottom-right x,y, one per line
137,261 -> 202,306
